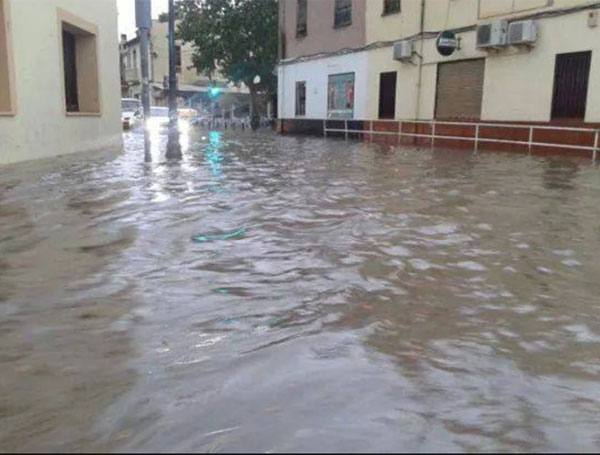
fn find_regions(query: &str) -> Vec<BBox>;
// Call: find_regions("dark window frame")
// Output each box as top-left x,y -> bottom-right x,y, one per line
334,0 -> 352,28
296,0 -> 307,38
378,71 -> 397,119
382,0 -> 401,16
295,81 -> 306,117
59,11 -> 101,116
62,29 -> 79,113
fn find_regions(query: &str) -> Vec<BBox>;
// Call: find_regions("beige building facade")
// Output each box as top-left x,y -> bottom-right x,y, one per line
279,0 -> 600,152
365,0 -> 600,123
0,0 -> 122,165
120,20 -> 249,112
279,0 -> 366,59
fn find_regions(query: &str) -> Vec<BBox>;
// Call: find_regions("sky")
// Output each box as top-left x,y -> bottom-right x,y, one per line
117,0 -> 169,39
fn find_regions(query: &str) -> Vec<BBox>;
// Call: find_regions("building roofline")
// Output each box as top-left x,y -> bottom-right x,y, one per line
279,1 -> 600,66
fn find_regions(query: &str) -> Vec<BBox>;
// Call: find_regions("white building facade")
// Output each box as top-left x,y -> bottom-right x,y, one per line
278,0 -> 600,156
0,0 -> 122,165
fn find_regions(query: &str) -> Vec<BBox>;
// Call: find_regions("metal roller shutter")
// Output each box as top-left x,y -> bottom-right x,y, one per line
435,59 -> 485,120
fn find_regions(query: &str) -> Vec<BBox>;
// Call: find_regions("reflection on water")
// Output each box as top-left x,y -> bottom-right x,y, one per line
1,129 -> 600,451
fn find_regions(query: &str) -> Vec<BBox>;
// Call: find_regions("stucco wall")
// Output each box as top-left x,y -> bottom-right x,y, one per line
150,20 -> 199,86
283,2 -> 600,124
415,8 -> 600,122
365,0 -> 422,44
364,46 -> 419,120
483,10 -> 600,122
278,51 -> 369,119
281,0 -> 366,60
0,0 -> 122,165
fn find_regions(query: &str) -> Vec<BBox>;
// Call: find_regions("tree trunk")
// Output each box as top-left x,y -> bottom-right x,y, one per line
249,86 -> 260,131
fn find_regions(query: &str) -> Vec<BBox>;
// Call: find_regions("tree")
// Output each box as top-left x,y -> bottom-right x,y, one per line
176,0 -> 278,130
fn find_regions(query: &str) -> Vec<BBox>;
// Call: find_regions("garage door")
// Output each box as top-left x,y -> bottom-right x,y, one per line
435,59 -> 485,120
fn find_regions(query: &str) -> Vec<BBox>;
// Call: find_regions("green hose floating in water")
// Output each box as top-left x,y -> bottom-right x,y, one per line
191,227 -> 246,243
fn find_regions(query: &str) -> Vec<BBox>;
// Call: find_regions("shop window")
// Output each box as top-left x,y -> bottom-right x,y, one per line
327,73 -> 354,119
60,10 -> 100,114
295,81 -> 306,116
334,0 -> 352,28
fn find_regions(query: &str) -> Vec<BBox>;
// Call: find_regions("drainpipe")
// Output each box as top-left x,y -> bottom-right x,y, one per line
414,0 -> 426,121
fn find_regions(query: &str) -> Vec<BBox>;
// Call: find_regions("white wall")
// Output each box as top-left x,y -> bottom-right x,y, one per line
363,7 -> 600,123
482,10 -> 600,122
365,46 -> 419,120
0,0 -> 122,165
278,51 -> 369,119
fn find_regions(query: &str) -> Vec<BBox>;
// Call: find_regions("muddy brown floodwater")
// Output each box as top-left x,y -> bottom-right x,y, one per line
1,129 -> 600,452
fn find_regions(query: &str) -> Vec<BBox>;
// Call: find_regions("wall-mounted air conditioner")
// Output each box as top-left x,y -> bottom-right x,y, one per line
393,40 -> 414,61
476,20 -> 508,49
508,20 -> 538,46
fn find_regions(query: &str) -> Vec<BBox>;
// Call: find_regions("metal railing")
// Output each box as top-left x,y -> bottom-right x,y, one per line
322,119 -> 600,162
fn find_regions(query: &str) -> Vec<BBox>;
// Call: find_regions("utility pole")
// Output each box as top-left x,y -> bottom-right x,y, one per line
136,0 -> 152,162
166,0 -> 182,160
135,0 -> 152,121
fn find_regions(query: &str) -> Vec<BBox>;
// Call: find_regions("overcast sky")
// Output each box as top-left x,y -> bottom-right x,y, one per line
117,0 -> 169,39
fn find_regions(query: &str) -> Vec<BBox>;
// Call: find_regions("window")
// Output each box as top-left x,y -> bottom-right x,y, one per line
133,48 -> 137,68
334,0 -> 352,28
0,0 -> 15,114
62,30 -> 79,112
383,0 -> 401,15
175,45 -> 182,73
295,81 -> 306,116
378,72 -> 396,119
296,0 -> 307,37
551,51 -> 591,121
327,73 -> 354,119
59,10 -> 100,114
435,59 -> 485,120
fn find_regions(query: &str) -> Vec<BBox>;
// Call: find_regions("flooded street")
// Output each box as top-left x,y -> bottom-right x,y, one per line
2,129 -> 600,452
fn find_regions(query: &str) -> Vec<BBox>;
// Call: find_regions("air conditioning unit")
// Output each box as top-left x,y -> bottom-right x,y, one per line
476,20 -> 508,49
393,40 -> 414,61
508,20 -> 538,46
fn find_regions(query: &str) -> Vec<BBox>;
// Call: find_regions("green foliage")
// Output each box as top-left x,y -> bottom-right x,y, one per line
176,0 -> 278,95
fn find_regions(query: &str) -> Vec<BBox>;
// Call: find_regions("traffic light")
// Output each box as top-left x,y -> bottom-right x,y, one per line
209,87 -> 221,98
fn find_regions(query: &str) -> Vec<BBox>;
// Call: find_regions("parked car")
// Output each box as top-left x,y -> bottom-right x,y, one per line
178,108 -> 199,121
121,98 -> 142,130
147,106 -> 190,132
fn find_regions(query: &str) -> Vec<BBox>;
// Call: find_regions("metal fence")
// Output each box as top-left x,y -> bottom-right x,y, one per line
323,119 -> 600,162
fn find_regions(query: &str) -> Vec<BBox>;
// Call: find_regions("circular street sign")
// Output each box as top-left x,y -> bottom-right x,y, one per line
436,31 -> 459,57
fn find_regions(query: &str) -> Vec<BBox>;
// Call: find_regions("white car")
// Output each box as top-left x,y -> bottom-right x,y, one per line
121,98 -> 142,130
147,106 -> 190,132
